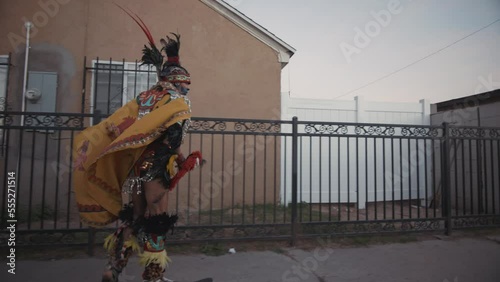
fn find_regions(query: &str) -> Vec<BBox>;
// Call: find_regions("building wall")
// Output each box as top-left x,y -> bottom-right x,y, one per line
0,0 -> 282,118
431,102 -> 500,215
431,102 -> 500,127
0,0 -> 284,226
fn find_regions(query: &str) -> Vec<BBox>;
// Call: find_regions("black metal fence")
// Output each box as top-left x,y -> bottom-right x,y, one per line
1,111 -> 499,249
0,55 -> 10,110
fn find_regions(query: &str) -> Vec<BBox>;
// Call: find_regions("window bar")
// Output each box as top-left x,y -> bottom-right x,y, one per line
93,57 -> 99,115
146,63 -> 151,89
81,56 -> 87,113
121,58 -> 125,107
133,60 -> 138,97
107,58 -> 112,114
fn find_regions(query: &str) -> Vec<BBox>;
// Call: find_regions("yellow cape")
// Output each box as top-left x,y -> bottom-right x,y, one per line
73,86 -> 191,227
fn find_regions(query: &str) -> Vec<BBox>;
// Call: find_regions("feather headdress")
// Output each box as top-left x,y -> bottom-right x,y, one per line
116,4 -> 190,83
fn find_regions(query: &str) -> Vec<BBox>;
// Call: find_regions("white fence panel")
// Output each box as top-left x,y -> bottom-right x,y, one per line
281,94 -> 432,209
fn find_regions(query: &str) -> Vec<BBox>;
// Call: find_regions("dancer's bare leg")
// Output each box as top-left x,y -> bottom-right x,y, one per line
101,186 -> 147,282
141,179 -> 174,281
144,179 -> 169,215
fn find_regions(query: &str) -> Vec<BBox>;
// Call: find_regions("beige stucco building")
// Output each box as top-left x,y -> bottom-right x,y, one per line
0,0 -> 295,118
0,0 -> 295,227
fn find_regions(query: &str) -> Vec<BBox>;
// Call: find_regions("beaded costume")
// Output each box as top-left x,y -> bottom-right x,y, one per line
73,5 -> 201,282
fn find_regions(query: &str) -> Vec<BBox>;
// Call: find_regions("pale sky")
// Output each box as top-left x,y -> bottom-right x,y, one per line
227,0 -> 500,103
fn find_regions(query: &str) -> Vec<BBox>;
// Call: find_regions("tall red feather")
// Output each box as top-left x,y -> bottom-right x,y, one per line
130,10 -> 156,46
114,3 -> 156,46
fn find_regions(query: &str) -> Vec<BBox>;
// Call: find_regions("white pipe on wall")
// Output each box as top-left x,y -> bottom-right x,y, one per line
21,21 -> 32,126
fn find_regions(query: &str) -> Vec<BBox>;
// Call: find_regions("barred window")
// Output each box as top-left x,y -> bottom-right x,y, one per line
91,60 -> 157,115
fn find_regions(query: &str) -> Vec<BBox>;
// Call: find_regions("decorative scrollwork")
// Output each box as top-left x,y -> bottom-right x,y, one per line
401,220 -> 441,231
301,220 -> 441,236
0,113 -> 13,125
304,124 -> 348,135
450,128 -> 486,138
189,120 -> 227,131
450,128 -> 500,139
453,216 -> 500,228
0,97 -> 12,111
402,127 -> 441,137
355,126 -> 396,136
21,114 -> 84,128
234,122 -> 280,133
489,129 -> 500,138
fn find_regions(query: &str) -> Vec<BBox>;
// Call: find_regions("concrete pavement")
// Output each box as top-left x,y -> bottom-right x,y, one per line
1,237 -> 500,282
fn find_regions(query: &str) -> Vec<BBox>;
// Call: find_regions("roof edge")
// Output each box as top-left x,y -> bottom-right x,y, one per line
434,89 -> 500,112
199,0 -> 296,68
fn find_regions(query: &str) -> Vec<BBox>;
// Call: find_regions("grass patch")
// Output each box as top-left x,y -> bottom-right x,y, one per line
199,243 -> 226,256
6,205 -> 57,224
272,248 -> 286,254
188,202 -> 330,226
348,236 -> 372,246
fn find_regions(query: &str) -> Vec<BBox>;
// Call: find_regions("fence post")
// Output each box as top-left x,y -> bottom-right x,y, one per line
442,122 -> 452,235
291,116 -> 298,246
4,53 -> 12,112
